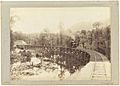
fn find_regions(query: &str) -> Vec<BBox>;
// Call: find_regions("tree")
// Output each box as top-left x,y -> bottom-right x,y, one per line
86,31 -> 93,49
10,29 -> 14,50
74,31 -> 80,47
10,15 -> 20,50
80,30 -> 87,48
92,22 -> 102,51
104,25 -> 111,60
92,22 -> 102,29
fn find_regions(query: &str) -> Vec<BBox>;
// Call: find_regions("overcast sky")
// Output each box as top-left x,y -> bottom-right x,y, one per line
10,7 -> 110,33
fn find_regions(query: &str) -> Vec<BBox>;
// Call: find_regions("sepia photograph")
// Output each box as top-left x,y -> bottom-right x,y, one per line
9,7 -> 111,81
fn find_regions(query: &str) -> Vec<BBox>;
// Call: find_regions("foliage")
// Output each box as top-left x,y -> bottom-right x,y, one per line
10,20 -> 111,61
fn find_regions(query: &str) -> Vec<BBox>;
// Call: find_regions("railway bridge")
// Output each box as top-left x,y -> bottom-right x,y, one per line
16,44 -> 90,74
15,45 -> 111,80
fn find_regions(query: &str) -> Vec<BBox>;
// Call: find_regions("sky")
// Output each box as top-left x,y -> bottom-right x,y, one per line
10,7 -> 111,33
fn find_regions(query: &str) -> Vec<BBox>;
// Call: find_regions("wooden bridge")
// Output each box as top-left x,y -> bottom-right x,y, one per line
12,45 -> 111,80
16,44 -> 90,74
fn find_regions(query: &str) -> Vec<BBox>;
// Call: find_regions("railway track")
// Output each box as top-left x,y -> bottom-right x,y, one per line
90,51 -> 108,80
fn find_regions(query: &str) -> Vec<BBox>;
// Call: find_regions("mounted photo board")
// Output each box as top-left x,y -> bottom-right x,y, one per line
1,1 -> 119,85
